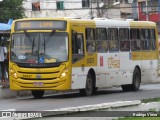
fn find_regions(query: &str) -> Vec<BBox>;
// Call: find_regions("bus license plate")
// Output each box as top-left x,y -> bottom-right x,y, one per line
33,82 -> 43,87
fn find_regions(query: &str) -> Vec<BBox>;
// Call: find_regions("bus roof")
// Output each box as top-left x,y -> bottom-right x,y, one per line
13,18 -> 157,29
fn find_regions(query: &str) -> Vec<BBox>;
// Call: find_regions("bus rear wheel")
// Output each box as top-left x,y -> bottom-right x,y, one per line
121,68 -> 141,92
31,90 -> 44,98
79,73 -> 94,96
131,68 -> 141,91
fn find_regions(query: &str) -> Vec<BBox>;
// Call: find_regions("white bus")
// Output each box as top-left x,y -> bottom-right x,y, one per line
10,18 -> 159,98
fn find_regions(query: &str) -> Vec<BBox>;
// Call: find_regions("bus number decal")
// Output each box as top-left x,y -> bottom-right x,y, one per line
87,58 -> 94,64
23,74 -> 32,78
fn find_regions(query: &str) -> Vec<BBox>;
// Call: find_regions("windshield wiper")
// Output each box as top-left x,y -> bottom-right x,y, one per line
45,30 -> 55,45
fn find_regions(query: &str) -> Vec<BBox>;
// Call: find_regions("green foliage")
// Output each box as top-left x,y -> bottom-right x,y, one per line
149,108 -> 157,112
141,97 -> 160,103
0,0 -> 26,23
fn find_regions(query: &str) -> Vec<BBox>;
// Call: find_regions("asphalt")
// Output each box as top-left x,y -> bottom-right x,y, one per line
0,77 -> 160,119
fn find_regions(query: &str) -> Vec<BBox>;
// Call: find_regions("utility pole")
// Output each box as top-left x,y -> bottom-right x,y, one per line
90,0 -> 93,19
146,0 -> 148,21
97,0 -> 100,17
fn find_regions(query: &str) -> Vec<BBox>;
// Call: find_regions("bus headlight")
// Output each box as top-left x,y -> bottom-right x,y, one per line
61,72 -> 67,77
10,68 -> 14,74
10,68 -> 18,79
60,69 -> 68,78
13,73 -> 18,79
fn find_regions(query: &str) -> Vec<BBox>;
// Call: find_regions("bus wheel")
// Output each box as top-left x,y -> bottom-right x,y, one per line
131,68 -> 141,91
79,73 -> 94,96
31,90 -> 44,98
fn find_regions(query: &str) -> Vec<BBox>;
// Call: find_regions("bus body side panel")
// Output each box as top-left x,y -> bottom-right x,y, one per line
95,20 -> 132,87
119,52 -> 137,85
71,20 -> 97,89
96,53 -> 120,87
141,51 -> 158,83
71,53 -> 97,89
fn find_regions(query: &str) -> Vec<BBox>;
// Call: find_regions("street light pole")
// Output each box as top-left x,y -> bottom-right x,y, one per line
146,0 -> 148,21
90,0 -> 93,19
97,0 -> 100,17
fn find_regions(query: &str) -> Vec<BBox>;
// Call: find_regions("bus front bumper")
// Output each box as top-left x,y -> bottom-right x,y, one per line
9,76 -> 71,91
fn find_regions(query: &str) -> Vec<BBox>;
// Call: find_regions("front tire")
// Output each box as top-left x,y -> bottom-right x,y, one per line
31,90 -> 44,98
79,73 -> 95,96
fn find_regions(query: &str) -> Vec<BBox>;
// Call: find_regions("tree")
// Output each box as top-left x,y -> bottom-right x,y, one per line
0,0 -> 25,23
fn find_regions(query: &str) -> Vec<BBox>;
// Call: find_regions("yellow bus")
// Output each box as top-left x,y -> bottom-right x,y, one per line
9,18 -> 159,98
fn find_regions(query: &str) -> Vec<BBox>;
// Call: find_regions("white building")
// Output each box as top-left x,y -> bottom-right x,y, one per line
23,0 -> 133,19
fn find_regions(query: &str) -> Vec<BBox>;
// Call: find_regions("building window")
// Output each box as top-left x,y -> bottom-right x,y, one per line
82,0 -> 90,8
57,1 -> 64,10
32,2 -> 40,11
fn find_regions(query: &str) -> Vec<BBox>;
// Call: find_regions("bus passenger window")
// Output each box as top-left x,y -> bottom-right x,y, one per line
86,28 -> 95,53
86,28 -> 95,40
121,41 -> 130,51
72,33 -> 85,63
119,28 -> 130,51
150,29 -> 156,50
141,29 -> 150,50
130,28 -> 140,51
86,42 -> 95,52
96,28 -> 107,40
95,28 -> 108,53
96,41 -> 108,53
72,32 -> 84,54
77,34 -> 84,54
108,28 -> 119,52
131,41 -> 140,51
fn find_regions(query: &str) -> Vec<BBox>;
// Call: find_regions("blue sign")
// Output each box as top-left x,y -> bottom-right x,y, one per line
39,57 -> 44,63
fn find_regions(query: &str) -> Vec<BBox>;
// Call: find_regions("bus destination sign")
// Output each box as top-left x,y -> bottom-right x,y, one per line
15,20 -> 67,31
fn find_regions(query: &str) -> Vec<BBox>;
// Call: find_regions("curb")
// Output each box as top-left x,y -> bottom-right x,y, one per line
0,100 -> 141,120
27,100 -> 140,119
47,100 -> 141,112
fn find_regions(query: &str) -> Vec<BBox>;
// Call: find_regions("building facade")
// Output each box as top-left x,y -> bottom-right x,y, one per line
23,0 -> 135,19
138,0 -> 160,32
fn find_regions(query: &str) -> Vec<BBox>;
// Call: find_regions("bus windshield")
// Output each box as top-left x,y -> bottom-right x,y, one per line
10,32 -> 68,64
